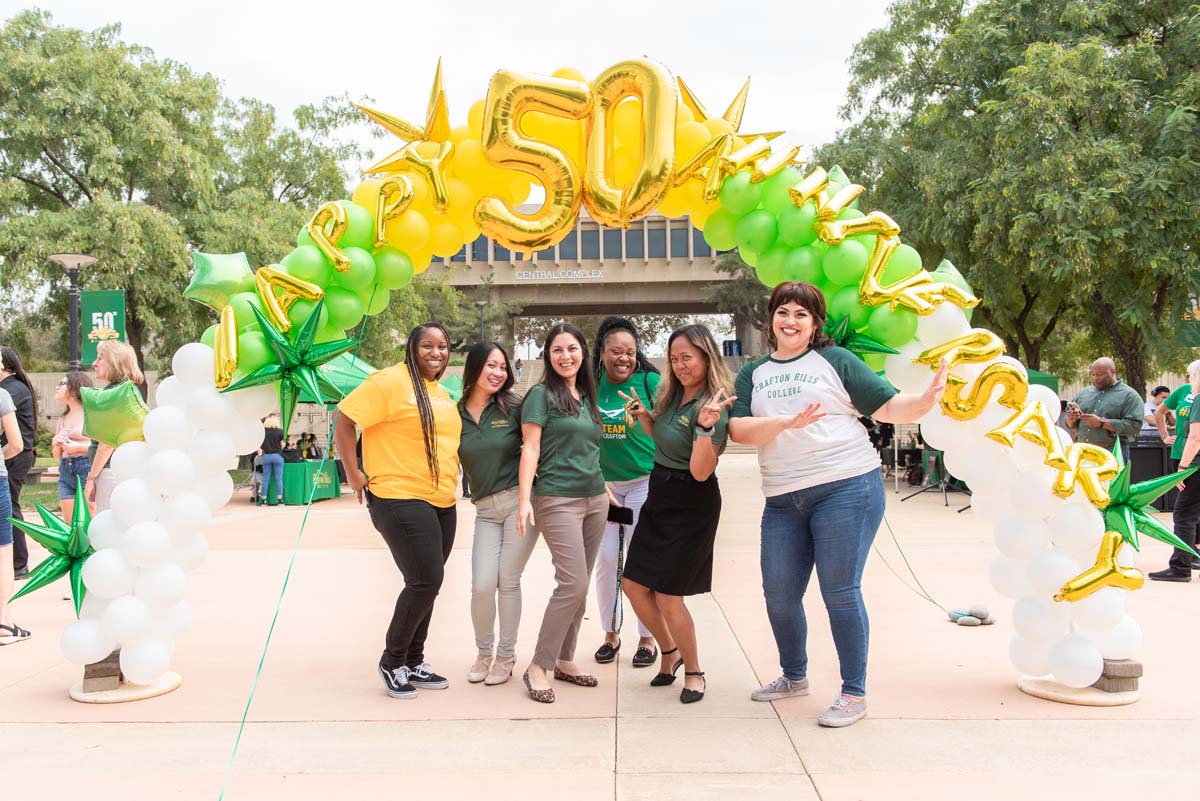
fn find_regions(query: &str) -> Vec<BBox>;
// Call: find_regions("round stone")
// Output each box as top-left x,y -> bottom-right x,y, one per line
957,616 -> 983,627
969,604 -> 990,620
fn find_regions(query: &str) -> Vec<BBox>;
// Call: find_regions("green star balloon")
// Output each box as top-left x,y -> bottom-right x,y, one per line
184,252 -> 256,312
825,315 -> 899,358
440,374 -> 463,403
82,381 -> 149,446
9,479 -> 94,617
221,299 -> 358,438
1103,442 -> 1199,554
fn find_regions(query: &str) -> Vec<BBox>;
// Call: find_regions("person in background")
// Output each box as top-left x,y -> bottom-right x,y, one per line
0,384 -> 28,643
258,414 -> 285,507
591,316 -> 660,668
307,433 -> 323,461
334,322 -> 461,700
1063,358 -> 1143,461
52,372 -> 93,519
458,341 -> 537,686
85,341 -> 145,512
515,357 -> 523,383
1143,385 -> 1171,432
1150,360 -> 1200,582
1,347 -> 38,580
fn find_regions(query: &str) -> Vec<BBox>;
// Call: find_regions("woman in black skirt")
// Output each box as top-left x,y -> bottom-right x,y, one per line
617,324 -> 735,704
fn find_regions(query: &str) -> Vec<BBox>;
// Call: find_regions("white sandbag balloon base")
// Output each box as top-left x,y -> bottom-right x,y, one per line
69,671 -> 182,704
1016,675 -> 1139,707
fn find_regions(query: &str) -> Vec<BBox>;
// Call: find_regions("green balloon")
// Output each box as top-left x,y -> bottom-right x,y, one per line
863,352 -> 887,371
324,286 -> 366,332
866,305 -> 918,349
200,324 -> 218,347
882,243 -> 922,285
719,172 -> 762,217
735,209 -> 778,255
373,246 -> 415,290
837,207 -> 864,222
756,246 -> 790,285
287,298 -> 329,334
81,383 -> 149,447
703,208 -> 738,251
282,245 -> 334,288
366,287 -> 390,316
332,247 -> 377,292
823,239 -> 870,287
184,252 -> 255,312
761,167 -> 800,215
740,248 -> 759,267
778,201 -> 818,247
782,245 -> 824,284
314,324 -> 347,344
229,292 -> 266,332
297,226 -> 316,249
338,200 -> 376,251
237,331 -> 273,374
755,257 -> 786,287
827,285 -> 871,329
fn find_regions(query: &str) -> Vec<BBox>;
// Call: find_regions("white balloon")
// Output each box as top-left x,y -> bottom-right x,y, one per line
228,416 -> 266,456
952,446 -> 1016,495
86,509 -> 124,551
149,600 -> 193,640
884,343 -> 932,395
918,407 -> 958,452
988,554 -> 1034,599
60,618 -> 117,666
79,592 -> 111,621
1055,426 -> 1074,448
142,405 -> 195,452
190,430 -> 236,473
174,532 -> 209,571
172,342 -> 216,388
1079,615 -> 1143,660
153,375 -> 189,408
1068,586 -> 1126,631
81,548 -> 136,599
1008,634 -> 1052,676
147,448 -> 196,497
226,383 -> 279,419
1117,545 -> 1136,568
1012,595 -> 1071,643
158,493 -> 212,540
1028,385 -> 1063,418
993,517 -> 1051,561
120,637 -> 172,685
916,304 -> 970,348
994,355 -> 1029,380
121,520 -> 172,568
135,562 -> 189,607
188,386 -> 235,432
1010,436 -> 1056,473
1048,635 -> 1104,688
1048,501 -> 1106,552
1026,548 -> 1080,597
196,471 -> 235,511
111,478 -> 163,527
110,441 -> 151,482
1008,468 -> 1061,522
100,594 -> 152,644
972,489 -> 1008,523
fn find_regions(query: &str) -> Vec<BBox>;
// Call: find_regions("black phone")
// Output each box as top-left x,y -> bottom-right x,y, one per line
608,504 -> 634,525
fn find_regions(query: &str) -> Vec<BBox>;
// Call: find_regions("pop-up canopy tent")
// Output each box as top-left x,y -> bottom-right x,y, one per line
1028,369 -> 1060,395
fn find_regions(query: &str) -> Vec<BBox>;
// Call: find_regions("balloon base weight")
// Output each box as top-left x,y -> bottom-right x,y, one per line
1017,666 -> 1140,707
70,671 -> 182,704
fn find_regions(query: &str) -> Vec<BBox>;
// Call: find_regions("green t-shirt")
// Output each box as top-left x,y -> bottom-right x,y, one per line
1163,384 -> 1195,461
597,370 -> 661,481
520,384 -> 604,498
458,397 -> 522,502
652,390 -> 729,472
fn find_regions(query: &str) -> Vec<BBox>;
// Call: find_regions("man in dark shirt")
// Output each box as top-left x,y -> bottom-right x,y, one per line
1,349 -> 38,578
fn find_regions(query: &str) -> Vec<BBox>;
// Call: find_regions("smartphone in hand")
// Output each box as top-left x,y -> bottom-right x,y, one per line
607,504 -> 634,525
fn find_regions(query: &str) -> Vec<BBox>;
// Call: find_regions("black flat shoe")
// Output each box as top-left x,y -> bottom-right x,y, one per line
594,639 -> 621,663
650,647 -> 682,686
1149,568 -> 1191,582
680,671 -> 706,704
632,645 -> 658,668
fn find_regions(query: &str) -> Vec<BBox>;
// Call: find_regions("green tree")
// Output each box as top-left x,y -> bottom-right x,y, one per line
702,252 -> 768,346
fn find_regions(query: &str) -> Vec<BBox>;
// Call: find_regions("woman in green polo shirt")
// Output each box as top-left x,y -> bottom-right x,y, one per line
458,341 -> 536,686
517,323 -> 610,703
591,317 -> 661,667
619,324 -> 736,704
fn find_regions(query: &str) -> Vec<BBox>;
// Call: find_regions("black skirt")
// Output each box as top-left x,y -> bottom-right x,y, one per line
622,464 -> 722,596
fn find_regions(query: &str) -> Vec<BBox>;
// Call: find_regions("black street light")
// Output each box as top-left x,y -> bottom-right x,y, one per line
475,300 -> 487,342
48,253 -> 97,372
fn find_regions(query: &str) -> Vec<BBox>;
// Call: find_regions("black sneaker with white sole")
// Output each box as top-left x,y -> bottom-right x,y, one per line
407,662 -> 449,689
379,664 -> 418,699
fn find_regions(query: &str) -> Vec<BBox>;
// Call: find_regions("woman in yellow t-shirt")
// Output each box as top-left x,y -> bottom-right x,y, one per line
334,322 -> 462,700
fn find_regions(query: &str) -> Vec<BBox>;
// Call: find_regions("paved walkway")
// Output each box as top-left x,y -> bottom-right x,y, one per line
3,454 -> 1198,800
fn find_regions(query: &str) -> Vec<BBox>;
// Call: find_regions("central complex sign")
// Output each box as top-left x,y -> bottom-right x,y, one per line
513,269 -> 605,281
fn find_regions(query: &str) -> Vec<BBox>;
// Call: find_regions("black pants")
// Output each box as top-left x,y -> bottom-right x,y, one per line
5,450 -> 35,572
1170,458 -> 1200,573
367,492 -> 456,670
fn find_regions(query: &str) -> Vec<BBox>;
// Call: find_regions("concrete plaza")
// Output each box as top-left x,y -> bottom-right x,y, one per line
3,454 -> 1198,800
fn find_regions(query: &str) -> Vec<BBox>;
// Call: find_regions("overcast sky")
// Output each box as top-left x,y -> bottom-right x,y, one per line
19,0 -> 894,164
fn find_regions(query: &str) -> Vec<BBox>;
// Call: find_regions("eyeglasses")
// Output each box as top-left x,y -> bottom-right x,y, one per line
57,380 -> 69,386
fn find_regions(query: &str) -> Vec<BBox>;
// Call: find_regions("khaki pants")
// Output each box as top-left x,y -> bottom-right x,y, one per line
531,493 -> 608,670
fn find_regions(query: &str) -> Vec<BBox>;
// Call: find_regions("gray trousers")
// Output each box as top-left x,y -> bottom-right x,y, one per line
470,487 -> 539,657
531,493 -> 607,670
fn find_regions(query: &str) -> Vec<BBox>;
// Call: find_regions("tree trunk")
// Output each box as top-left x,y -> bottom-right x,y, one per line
1093,295 -> 1147,397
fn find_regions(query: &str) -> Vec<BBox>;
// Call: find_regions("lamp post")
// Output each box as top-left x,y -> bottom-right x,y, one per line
48,254 -> 97,372
475,300 -> 487,342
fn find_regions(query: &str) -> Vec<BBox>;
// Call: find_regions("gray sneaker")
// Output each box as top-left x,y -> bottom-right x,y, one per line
817,694 -> 867,727
751,675 -> 810,701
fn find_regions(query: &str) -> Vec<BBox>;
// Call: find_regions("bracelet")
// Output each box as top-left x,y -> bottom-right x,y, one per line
696,423 -> 715,437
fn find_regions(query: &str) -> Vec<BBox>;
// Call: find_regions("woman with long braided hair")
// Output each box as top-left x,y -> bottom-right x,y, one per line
334,322 -> 462,700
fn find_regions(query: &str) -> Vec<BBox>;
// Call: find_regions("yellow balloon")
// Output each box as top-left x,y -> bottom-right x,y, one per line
446,178 -> 475,215
613,147 -> 639,187
657,185 -> 689,218
509,176 -> 532,206
385,208 -> 431,253
467,99 -> 486,139
552,66 -> 587,82
612,96 -> 643,144
407,175 -> 436,216
430,218 -> 465,258
461,216 -> 482,242
450,125 -> 473,145
410,246 -> 433,275
351,177 -> 383,210
675,121 -> 713,162
675,101 -> 695,125
703,117 -> 735,138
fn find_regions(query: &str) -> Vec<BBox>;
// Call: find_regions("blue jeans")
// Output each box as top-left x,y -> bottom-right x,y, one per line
58,456 -> 92,500
0,475 -> 11,546
760,469 -> 885,698
261,453 -> 284,504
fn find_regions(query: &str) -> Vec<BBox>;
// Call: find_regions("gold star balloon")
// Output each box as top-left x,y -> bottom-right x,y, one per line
676,76 -> 784,142
9,479 -> 93,616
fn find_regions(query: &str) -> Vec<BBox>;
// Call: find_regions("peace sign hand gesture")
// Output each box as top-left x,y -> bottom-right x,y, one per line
697,388 -> 737,430
618,387 -> 649,427
787,402 -> 826,430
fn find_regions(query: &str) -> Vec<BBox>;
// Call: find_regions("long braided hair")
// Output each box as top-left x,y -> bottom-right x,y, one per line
590,316 -> 659,382
404,322 -> 451,488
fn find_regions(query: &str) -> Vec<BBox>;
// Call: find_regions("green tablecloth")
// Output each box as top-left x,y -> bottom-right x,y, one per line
263,461 -> 342,505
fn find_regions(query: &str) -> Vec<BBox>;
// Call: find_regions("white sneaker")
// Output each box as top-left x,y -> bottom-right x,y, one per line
751,675 -> 810,701
817,694 -> 867,727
